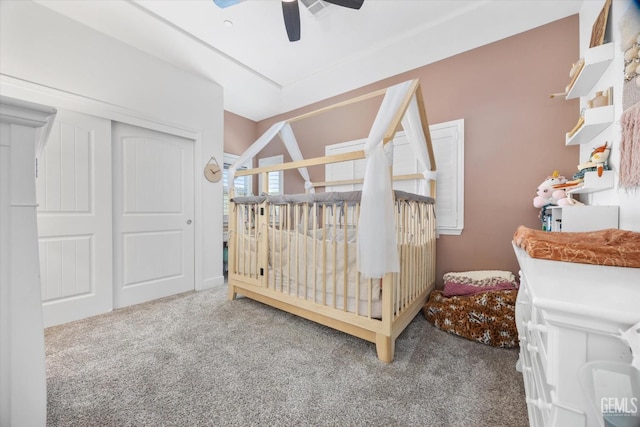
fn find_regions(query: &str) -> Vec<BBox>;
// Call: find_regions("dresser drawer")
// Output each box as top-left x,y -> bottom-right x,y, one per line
525,317 -> 550,381
520,352 -> 548,427
515,274 -> 532,339
519,333 -> 554,427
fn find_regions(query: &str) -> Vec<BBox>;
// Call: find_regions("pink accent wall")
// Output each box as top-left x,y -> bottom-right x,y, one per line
225,16 -> 581,286
224,110 -> 258,157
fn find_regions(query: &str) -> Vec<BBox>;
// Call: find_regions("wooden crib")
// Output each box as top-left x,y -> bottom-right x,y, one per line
227,188 -> 436,362
226,79 -> 436,362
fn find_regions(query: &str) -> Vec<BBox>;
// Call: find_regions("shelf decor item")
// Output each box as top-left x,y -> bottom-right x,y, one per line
576,142 -> 611,178
589,0 -> 612,48
590,90 -> 609,108
619,102 -> 640,188
619,5 -> 640,110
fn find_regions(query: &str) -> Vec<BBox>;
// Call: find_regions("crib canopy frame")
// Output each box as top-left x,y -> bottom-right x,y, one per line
230,79 -> 436,279
228,78 -> 436,198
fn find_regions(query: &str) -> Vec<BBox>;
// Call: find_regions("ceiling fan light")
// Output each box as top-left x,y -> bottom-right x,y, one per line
212,0 -> 245,8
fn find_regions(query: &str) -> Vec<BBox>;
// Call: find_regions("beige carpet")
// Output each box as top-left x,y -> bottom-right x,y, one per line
45,285 -> 528,426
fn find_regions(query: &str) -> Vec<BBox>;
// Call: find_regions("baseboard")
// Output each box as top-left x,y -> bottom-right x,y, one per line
199,275 -> 225,291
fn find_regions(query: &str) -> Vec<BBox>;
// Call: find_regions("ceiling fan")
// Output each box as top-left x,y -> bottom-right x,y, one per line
213,0 -> 364,42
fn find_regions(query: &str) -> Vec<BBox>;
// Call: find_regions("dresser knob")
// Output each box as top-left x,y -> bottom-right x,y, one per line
527,321 -> 548,333
526,397 -> 552,410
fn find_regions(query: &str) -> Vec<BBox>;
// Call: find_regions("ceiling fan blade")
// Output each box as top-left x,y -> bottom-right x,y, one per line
322,0 -> 364,9
281,0 -> 301,42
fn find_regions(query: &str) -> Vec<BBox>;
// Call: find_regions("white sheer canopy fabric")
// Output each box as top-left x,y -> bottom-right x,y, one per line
279,123 -> 314,193
357,80 -> 413,279
228,121 -> 313,194
401,96 -> 437,196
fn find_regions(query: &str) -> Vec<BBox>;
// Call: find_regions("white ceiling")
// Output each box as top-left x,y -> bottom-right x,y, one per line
36,0 -> 583,122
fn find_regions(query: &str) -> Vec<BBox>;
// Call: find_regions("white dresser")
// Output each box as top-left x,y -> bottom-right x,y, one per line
513,244 -> 640,427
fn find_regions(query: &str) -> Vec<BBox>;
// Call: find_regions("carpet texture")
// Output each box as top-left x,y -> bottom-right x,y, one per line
45,285 -> 528,426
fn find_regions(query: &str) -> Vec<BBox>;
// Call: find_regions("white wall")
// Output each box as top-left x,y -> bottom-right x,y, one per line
0,1 -> 225,291
578,0 -> 640,231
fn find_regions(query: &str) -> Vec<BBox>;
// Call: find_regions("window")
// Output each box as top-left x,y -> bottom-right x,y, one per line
324,119 -> 464,235
429,119 -> 464,235
258,155 -> 283,195
223,153 -> 252,224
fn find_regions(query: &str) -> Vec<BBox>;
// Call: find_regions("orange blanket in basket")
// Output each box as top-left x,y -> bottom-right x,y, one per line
513,226 -> 640,268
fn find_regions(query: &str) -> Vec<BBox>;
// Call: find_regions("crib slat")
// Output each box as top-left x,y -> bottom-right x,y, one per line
332,203 -> 338,309
277,206 -> 282,292
408,202 -> 413,303
303,203 -> 309,300
294,204 -> 299,297
354,202 -> 361,317
241,206 -> 246,277
343,209 -> 348,312
285,205 -> 293,293
254,204 -> 260,280
255,206 -> 260,280
259,201 -> 269,287
420,203 -> 425,292
396,202 -> 402,315
312,202 -> 318,303
267,205 -> 277,289
227,200 -> 238,299
321,204 -> 327,307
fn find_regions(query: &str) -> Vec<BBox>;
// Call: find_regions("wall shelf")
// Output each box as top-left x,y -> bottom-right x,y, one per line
567,170 -> 614,194
565,105 -> 614,145
566,43 -> 615,99
546,204 -> 618,232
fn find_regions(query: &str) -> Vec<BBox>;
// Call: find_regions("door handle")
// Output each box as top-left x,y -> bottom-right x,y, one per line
186,219 -> 192,225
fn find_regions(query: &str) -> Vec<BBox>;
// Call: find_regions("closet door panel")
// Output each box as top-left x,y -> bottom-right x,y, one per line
36,109 -> 112,327
112,122 -> 195,309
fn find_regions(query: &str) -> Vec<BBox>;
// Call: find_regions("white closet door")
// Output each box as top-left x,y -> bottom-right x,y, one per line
112,123 -> 195,309
36,109 -> 113,327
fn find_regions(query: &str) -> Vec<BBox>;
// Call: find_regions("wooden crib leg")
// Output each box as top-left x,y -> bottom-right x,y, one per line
375,334 -> 394,363
228,283 -> 237,301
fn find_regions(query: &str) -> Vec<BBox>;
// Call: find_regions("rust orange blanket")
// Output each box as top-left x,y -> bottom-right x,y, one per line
513,226 -> 640,268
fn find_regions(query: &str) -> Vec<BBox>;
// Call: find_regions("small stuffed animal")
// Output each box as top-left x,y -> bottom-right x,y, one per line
577,142 -> 611,177
533,171 -> 568,208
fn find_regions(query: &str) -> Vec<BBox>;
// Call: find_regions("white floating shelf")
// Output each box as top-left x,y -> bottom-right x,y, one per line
567,170 -> 614,194
565,105 -> 615,145
566,43 -> 615,99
